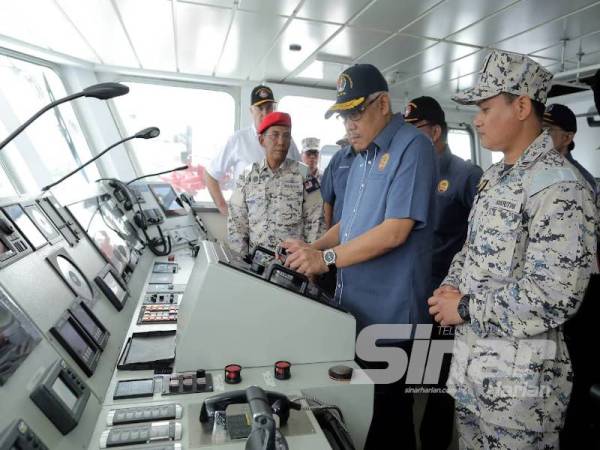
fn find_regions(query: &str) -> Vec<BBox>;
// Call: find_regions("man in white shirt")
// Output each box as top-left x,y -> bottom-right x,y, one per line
206,85 -> 300,215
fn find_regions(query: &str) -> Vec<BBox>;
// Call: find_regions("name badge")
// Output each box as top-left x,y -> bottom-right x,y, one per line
304,177 -> 320,193
492,198 -> 521,214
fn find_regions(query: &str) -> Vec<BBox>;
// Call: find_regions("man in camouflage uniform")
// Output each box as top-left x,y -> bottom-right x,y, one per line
227,111 -> 323,257
428,50 -> 597,449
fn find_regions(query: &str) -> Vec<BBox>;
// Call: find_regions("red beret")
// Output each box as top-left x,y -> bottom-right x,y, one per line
257,111 -> 292,134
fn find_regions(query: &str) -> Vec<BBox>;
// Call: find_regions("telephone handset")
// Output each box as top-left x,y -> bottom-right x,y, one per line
200,387 -> 297,450
199,387 -> 301,426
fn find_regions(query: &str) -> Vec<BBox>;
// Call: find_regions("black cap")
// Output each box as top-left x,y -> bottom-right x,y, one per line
325,64 -> 388,119
251,85 -> 275,107
544,103 -> 577,150
404,96 -> 446,127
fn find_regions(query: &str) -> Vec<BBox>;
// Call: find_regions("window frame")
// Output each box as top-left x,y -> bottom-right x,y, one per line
0,48 -> 101,195
103,74 -> 240,182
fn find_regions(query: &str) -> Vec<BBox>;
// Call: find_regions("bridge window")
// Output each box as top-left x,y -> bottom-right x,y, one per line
0,54 -> 99,193
278,95 -> 346,172
111,82 -> 235,202
447,128 -> 475,162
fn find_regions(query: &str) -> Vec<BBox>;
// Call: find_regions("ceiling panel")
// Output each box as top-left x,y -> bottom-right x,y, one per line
449,0 -> 600,47
355,34 -> 435,70
531,31 -> 600,62
497,4 -> 600,57
180,0 -> 235,7
385,42 -> 477,77
352,0 -> 445,33
240,0 -> 301,16
403,0 -> 518,39
253,18 -> 340,81
58,0 -> 138,67
215,10 -> 287,78
117,0 -> 176,71
320,26 -> 391,60
0,0 -> 98,61
176,2 -> 232,75
296,0 -> 373,24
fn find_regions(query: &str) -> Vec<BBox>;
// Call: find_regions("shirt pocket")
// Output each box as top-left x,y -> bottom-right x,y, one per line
246,185 -> 267,226
277,181 -> 303,226
470,207 -> 521,277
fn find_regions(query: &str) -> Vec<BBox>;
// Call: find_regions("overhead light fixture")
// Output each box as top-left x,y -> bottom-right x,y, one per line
315,52 -> 354,65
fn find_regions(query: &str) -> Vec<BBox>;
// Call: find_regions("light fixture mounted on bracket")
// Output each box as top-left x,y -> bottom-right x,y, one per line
315,53 -> 354,66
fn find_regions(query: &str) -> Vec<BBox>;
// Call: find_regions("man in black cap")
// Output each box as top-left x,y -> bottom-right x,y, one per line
281,64 -> 437,450
206,85 -> 300,215
544,103 -> 597,195
405,96 -> 482,450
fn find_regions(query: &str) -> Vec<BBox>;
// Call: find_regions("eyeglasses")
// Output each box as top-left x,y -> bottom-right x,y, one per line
263,132 -> 292,142
336,93 -> 383,122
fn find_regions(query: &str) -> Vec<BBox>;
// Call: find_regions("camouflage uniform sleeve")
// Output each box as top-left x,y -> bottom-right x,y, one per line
441,243 -> 467,288
226,175 -> 250,256
302,184 -> 324,243
470,181 -> 596,339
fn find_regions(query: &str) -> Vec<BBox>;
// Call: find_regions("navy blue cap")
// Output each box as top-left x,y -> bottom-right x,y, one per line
544,103 -> 577,150
325,64 -> 388,119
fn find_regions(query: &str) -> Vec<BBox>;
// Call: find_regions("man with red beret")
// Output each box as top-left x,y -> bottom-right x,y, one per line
227,112 -> 324,257
206,85 -> 301,215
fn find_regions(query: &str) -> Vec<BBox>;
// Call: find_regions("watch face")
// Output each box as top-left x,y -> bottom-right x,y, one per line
324,250 -> 335,264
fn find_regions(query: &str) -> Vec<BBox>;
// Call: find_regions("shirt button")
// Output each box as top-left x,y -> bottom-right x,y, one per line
337,284 -> 341,288
359,164 -> 363,168
353,208 -> 356,213
368,161 -> 372,165
361,184 -> 364,188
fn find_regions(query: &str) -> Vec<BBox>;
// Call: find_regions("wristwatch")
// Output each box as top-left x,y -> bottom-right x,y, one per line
322,249 -> 337,268
457,294 -> 471,322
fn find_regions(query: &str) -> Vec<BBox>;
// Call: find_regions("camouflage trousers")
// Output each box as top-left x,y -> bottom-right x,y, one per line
456,405 -> 559,450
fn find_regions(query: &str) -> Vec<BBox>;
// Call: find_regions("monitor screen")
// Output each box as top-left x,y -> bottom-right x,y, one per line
68,197 -> 132,275
3,204 -> 47,249
57,321 -> 93,364
0,239 -> 10,256
70,304 -> 102,342
52,376 -> 78,410
103,272 -> 126,302
0,294 -> 41,385
24,204 -> 60,242
148,184 -> 185,216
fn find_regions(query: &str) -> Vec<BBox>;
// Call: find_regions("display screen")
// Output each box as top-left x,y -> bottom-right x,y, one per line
3,204 -> 47,249
103,272 -> 126,302
0,239 -> 10,256
52,376 -> 78,410
0,291 -> 41,385
68,197 -> 132,275
24,204 -> 60,242
114,378 -> 154,399
57,321 -> 92,363
71,304 -> 101,341
149,184 -> 185,216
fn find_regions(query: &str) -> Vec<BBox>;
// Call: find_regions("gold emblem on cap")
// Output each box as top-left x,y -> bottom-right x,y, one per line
337,74 -> 353,95
438,179 -> 449,192
378,153 -> 390,171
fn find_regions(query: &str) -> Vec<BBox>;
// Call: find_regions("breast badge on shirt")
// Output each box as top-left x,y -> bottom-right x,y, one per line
438,179 -> 449,192
378,153 -> 390,171
304,176 -> 320,193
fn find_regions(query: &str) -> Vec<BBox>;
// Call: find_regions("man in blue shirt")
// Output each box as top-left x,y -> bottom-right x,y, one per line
282,63 -> 437,450
405,96 -> 482,450
320,143 -> 356,229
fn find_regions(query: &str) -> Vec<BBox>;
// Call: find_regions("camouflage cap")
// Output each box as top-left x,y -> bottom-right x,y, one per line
452,49 -> 553,105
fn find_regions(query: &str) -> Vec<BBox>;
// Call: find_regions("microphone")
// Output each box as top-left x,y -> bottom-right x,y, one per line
0,82 -> 129,151
126,164 -> 188,185
41,126 -> 160,192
